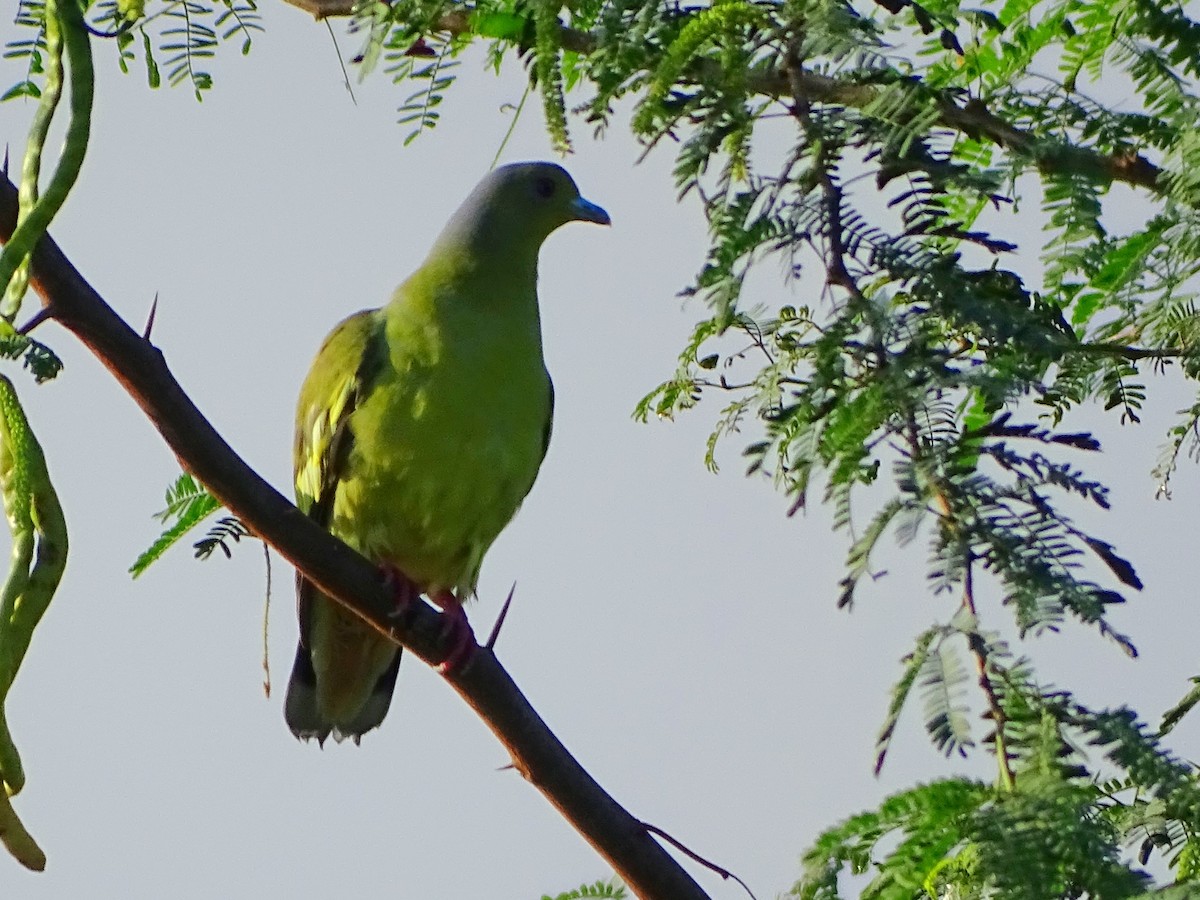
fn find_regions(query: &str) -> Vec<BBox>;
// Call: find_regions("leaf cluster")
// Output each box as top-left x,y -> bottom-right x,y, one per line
343,0 -> 1200,894
14,0 -> 1200,894
799,654 -> 1200,899
5,0 -> 261,102
542,879 -> 628,900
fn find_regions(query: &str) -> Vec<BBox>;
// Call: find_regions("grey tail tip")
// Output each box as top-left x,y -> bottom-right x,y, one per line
284,681 -> 333,746
283,641 -> 402,746
288,724 -> 364,748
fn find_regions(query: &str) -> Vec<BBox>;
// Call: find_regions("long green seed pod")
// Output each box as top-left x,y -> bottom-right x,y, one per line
0,383 -> 67,681
0,0 -> 94,313
0,376 -> 35,686
0,1 -> 82,872
0,378 -> 36,796
0,375 -> 68,801
1,7 -> 65,320
0,785 -> 45,871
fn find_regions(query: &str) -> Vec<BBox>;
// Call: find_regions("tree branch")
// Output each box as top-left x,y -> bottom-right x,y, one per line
1069,341 -> 1193,361
290,0 -> 1162,194
0,173 -> 712,900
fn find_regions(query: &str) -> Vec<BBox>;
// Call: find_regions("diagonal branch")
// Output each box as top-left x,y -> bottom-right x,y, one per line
292,1 -> 1161,193
0,173 -> 712,900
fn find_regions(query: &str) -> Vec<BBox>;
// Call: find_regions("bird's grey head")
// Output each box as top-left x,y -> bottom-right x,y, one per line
432,162 -> 610,259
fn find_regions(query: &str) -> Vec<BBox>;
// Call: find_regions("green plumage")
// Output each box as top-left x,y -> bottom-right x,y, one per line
285,162 -> 609,744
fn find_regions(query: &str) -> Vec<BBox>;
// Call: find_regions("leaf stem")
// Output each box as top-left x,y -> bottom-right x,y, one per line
962,554 -> 1016,792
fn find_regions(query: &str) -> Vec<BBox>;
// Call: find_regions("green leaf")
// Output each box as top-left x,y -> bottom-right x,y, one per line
471,11 -> 526,41
141,29 -> 160,88
541,879 -> 627,900
876,626 -> 943,774
920,639 -> 973,758
0,81 -> 41,102
1160,678 -> 1200,736
129,473 -> 221,577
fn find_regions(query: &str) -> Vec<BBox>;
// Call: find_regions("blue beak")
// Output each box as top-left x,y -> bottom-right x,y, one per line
571,196 -> 611,226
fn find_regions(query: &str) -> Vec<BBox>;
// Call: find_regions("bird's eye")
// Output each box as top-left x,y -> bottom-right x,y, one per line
534,176 -> 556,199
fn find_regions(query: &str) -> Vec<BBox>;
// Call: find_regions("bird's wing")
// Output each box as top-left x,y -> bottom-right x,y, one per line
532,377 -> 554,497
292,308 -> 387,636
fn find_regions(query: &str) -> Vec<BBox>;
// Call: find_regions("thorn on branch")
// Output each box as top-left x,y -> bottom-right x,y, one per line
143,292 -> 158,341
17,307 -> 53,335
485,582 -> 517,651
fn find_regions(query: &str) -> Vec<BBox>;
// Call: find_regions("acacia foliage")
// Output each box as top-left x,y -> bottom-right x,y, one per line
9,0 -> 1200,893
365,0 -> 1200,893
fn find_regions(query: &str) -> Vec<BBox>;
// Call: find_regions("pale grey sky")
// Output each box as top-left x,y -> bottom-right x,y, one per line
1,6 -> 1198,898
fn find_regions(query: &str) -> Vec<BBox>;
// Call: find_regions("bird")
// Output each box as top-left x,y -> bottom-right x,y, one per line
283,162 -> 610,745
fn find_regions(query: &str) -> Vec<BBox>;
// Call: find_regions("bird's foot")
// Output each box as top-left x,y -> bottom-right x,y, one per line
381,564 -> 421,621
431,591 -> 476,675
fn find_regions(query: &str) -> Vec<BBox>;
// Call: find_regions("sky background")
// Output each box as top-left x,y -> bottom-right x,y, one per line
1,5 -> 1199,898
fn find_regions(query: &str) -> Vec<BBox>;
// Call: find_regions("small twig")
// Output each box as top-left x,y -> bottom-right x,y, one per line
485,582 -> 516,650
640,821 -> 758,900
261,541 -> 272,698
142,292 -> 158,340
696,378 -> 754,391
1068,342 -> 1193,361
962,553 -> 1016,792
83,20 -> 135,38
785,42 -> 868,307
17,307 -> 52,334
491,84 -> 530,170
737,318 -> 776,367
325,20 -> 356,106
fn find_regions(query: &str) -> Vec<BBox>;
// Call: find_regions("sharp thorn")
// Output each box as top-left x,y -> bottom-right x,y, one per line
17,307 -> 52,335
143,292 -> 159,340
485,582 -> 516,651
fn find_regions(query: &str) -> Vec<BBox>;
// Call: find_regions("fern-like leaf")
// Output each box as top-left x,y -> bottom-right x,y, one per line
194,515 -> 252,560
129,473 -> 220,577
541,879 -> 628,900
876,625 -> 943,774
920,637 -> 974,758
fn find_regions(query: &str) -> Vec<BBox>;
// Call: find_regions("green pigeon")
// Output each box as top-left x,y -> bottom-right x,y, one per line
284,162 -> 610,744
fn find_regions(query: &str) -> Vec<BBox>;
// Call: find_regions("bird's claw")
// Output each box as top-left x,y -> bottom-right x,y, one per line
432,592 -> 477,674
381,564 -> 421,621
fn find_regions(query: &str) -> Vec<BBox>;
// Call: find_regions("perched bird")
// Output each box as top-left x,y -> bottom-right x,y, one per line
284,162 -> 610,744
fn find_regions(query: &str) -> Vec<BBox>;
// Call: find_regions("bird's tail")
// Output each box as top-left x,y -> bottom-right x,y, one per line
284,638 -> 402,745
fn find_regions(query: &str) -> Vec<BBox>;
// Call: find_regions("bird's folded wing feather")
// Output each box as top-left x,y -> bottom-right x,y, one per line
292,308 -> 387,637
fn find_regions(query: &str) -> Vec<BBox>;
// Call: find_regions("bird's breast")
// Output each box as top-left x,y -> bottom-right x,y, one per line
329,324 -> 550,595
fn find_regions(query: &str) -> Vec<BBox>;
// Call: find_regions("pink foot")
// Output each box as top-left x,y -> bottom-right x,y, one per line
431,590 -> 476,674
